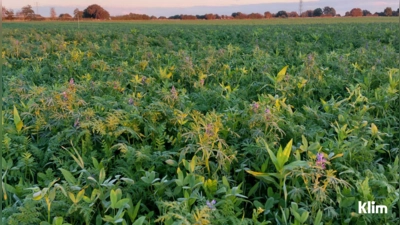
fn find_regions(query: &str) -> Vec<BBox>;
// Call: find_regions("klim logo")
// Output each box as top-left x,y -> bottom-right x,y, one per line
358,201 -> 388,214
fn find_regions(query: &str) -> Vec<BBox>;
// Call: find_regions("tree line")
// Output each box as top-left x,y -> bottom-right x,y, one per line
2,4 -> 399,21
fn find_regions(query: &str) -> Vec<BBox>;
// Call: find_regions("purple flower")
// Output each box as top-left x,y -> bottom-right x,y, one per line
316,153 -> 327,169
69,78 -> 74,85
128,98 -> 134,105
252,102 -> 259,111
200,79 -> 205,86
206,200 -> 216,210
265,108 -> 271,114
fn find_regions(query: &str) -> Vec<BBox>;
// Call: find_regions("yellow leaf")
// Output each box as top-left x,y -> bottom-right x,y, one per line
68,192 -> 76,204
33,191 -> 43,201
13,105 -> 23,133
276,65 -> 288,83
371,123 -> 378,136
246,170 -> 266,176
76,189 -> 85,203
275,99 -> 281,111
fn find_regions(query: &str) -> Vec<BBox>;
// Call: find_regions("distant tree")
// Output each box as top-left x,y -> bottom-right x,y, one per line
21,5 -> 35,18
232,12 -> 247,19
74,8 -> 83,19
158,16 -> 167,19
50,7 -> 57,19
168,15 -> 181,19
275,10 -> 288,18
384,7 -> 392,16
5,8 -> 14,19
301,10 -> 313,17
323,6 -> 336,16
59,13 -> 73,20
336,14 -> 341,17
350,8 -> 363,17
248,13 -> 263,19
288,11 -> 299,17
313,8 -> 323,17
393,8 -> 399,16
2,6 -> 6,17
264,11 -> 272,18
345,11 -> 350,17
181,14 -> 197,20
83,4 -> 110,19
205,13 -> 216,20
362,10 -> 371,16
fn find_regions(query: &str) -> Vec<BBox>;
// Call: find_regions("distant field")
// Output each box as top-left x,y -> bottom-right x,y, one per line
2,18 -> 399,225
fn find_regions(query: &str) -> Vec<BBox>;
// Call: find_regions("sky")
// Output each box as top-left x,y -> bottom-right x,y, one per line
2,0 -> 399,17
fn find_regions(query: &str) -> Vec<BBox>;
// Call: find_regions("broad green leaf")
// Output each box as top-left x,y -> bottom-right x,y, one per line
59,168 -> 77,185
110,189 -> 118,209
277,139 -> 293,170
313,210 -> 322,225
283,161 -> 308,171
165,159 -> 177,167
99,168 -> 105,184
115,198 -> 130,209
53,217 -> 64,225
176,167 -> 184,186
48,188 -> 56,202
132,216 -> 146,225
127,199 -> 141,222
276,65 -> 288,83
263,140 -> 279,171
300,211 -> 309,223
340,197 -> 355,208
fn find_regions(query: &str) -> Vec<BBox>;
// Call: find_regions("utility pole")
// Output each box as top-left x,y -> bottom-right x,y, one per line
78,10 -> 80,29
299,0 -> 303,16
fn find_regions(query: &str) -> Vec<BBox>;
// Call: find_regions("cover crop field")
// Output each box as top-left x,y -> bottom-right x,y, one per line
2,19 -> 399,225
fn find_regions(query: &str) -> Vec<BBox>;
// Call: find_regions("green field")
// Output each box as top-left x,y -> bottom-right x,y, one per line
2,18 -> 399,225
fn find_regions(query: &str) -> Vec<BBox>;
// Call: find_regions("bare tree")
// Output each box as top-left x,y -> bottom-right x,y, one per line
2,6 -> 6,18
21,5 -> 35,18
50,7 -> 57,19
74,8 -> 83,19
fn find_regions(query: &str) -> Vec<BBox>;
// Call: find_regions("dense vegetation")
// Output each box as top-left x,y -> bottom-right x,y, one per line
2,19 -> 399,225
